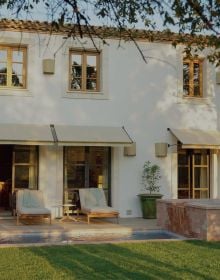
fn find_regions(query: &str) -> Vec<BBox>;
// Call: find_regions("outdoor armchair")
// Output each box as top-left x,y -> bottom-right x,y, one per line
16,189 -> 51,225
79,188 -> 119,224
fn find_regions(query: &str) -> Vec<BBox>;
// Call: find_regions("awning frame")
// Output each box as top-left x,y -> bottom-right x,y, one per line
53,124 -> 134,147
168,127 -> 220,149
0,123 -> 134,147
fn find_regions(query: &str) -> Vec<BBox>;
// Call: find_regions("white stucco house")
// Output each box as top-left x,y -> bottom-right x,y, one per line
0,19 -> 219,219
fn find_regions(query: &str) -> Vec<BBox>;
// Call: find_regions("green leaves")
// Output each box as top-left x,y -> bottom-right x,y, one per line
142,160 -> 161,194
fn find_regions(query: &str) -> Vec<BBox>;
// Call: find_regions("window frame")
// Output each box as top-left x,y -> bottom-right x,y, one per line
12,145 -> 39,191
69,49 -> 100,93
0,45 -> 27,89
183,57 -> 203,98
177,148 -> 210,199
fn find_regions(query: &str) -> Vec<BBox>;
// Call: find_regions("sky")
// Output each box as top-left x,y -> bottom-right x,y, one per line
0,1 -> 166,31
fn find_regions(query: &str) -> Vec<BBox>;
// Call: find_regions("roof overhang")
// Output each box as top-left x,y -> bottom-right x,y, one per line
168,128 -> 220,149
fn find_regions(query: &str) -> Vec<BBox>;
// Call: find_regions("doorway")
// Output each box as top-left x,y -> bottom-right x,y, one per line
0,145 -> 13,212
0,145 -> 38,215
178,149 -> 210,199
63,146 -> 111,207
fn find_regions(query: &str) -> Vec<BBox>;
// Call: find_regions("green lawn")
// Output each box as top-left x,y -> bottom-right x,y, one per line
0,241 -> 220,280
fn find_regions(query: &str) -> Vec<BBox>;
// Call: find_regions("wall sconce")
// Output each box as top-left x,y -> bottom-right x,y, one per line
124,142 -> 136,156
155,143 -> 168,157
42,59 -> 55,74
216,72 -> 220,84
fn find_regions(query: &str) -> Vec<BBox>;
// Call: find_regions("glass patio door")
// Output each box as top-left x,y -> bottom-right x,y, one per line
64,146 -> 110,205
178,149 -> 210,199
12,145 -> 38,192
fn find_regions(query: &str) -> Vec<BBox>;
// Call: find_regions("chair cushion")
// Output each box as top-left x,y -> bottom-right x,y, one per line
84,191 -> 97,208
22,190 -> 44,208
82,206 -> 118,214
18,207 -> 51,215
82,188 -> 107,208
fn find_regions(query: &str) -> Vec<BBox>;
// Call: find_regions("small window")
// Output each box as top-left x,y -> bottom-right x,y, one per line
0,46 -> 27,89
183,57 -> 203,97
69,50 -> 100,92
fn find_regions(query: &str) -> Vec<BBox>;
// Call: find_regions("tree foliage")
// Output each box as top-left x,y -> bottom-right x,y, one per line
1,0 -> 220,64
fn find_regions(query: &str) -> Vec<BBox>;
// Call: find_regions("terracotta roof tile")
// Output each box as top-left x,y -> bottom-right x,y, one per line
0,18 -> 208,45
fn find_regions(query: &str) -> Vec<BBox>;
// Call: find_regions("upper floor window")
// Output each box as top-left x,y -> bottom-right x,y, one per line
0,46 -> 27,89
69,50 -> 100,92
183,57 -> 203,97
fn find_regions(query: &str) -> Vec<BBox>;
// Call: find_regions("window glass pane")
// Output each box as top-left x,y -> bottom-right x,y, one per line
72,66 -> 82,78
14,150 -> 30,163
193,85 -> 200,96
183,62 -> 190,95
14,147 -> 37,190
0,63 -> 7,73
67,165 -> 85,189
12,50 -> 23,62
87,79 -> 97,90
71,54 -> 81,66
12,75 -> 23,87
12,63 -> 22,76
195,154 -> 207,165
183,63 -> 189,83
0,50 -> 7,61
14,166 -> 29,188
86,56 -> 97,82
67,147 -> 85,163
194,190 -> 208,199
89,147 -> 108,189
87,67 -> 96,78
70,54 -> 82,90
0,74 -> 6,85
193,63 -> 200,83
178,190 -> 189,199
178,154 -> 188,165
87,55 -> 96,67
14,165 -> 37,189
194,167 -> 208,188
65,147 -> 85,189
70,78 -> 81,90
183,85 -> 189,96
178,167 -> 189,188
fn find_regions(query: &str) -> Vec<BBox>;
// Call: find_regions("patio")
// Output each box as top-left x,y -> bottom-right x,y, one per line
0,216 -> 162,245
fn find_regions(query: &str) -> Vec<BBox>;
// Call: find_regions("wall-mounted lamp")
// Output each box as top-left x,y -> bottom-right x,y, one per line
155,143 -> 168,157
124,142 -> 136,156
216,72 -> 220,84
42,59 -> 55,74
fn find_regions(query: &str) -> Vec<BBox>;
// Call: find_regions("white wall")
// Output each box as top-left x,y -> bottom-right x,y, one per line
0,29 -> 220,217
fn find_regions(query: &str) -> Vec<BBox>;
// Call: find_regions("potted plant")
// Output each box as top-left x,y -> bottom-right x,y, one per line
138,160 -> 163,219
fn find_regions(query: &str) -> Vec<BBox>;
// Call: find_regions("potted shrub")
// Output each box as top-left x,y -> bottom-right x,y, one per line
138,160 -> 162,219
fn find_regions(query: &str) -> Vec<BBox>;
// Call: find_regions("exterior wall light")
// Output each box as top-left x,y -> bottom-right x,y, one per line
42,59 -> 55,74
124,142 -> 136,156
155,143 -> 168,157
216,71 -> 220,84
